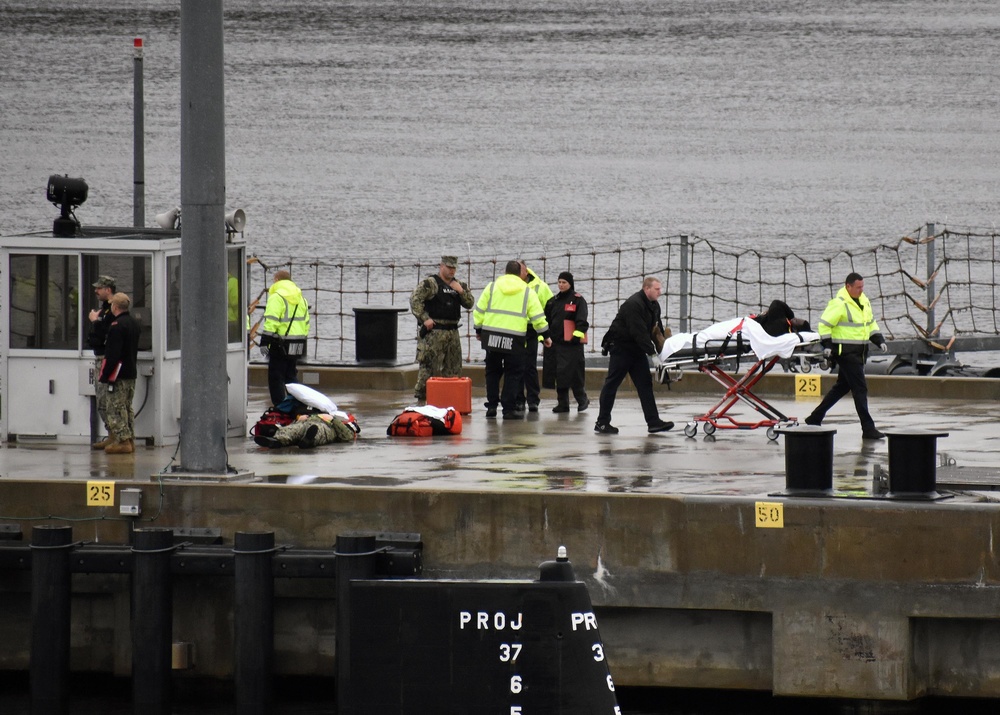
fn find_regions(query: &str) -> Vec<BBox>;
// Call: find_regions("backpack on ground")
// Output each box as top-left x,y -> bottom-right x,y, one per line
387,405 -> 462,437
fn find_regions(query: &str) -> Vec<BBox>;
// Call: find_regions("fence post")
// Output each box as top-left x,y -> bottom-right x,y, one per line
234,531 -> 275,715
925,222 -> 935,337
132,527 -> 174,715
679,234 -> 690,333
30,524 -> 74,715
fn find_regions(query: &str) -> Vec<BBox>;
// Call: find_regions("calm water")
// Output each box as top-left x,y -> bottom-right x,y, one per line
1,0 -> 998,262
2,2 -> 999,711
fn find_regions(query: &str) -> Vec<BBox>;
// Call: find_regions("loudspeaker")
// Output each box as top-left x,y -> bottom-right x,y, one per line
155,207 -> 181,230
225,208 -> 246,233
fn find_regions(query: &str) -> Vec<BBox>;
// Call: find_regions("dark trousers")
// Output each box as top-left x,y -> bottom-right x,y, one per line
807,356 -> 876,432
485,349 -> 526,415
597,345 -> 660,426
267,351 -> 299,406
518,335 -> 541,407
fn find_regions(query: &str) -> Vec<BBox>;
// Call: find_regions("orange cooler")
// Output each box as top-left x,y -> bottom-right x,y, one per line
426,376 -> 472,414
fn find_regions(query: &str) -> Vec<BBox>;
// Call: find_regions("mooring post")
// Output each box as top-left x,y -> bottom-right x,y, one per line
29,524 -> 74,715
131,528 -> 174,715
774,425 -> 837,496
335,532 -> 377,715
886,429 -> 950,500
234,531 -> 275,715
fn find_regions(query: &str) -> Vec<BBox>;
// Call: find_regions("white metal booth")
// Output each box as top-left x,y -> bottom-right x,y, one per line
0,227 -> 247,445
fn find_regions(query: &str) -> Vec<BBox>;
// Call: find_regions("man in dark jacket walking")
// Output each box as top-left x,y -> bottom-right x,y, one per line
100,293 -> 141,454
595,276 -> 673,435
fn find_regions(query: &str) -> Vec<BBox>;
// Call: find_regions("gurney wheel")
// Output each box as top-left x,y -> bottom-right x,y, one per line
801,361 -> 812,374
683,423 -> 697,438
766,426 -> 778,441
703,422 -> 716,436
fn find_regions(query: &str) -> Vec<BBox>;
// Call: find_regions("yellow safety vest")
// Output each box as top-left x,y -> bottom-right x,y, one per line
817,285 -> 880,352
262,279 -> 310,339
474,274 -> 549,338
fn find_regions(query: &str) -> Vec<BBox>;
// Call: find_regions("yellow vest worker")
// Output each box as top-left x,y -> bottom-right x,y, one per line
261,269 -> 310,405
474,260 -> 551,419
805,272 -> 888,439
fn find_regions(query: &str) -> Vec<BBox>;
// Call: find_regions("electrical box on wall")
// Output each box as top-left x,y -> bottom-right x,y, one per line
119,488 -> 142,516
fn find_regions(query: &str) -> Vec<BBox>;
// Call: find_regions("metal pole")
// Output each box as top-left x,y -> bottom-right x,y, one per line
234,531 -> 275,715
131,528 -> 174,715
925,222 -> 936,337
30,525 -> 74,715
133,37 -> 145,228
335,533 -> 377,715
679,234 -> 690,333
179,0 -> 229,473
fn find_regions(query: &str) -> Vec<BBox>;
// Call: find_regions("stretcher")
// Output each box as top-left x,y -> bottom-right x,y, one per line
655,317 -> 824,440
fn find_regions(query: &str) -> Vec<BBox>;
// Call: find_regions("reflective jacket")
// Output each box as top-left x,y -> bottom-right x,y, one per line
473,274 -> 549,340
817,285 -> 883,358
262,279 -> 310,339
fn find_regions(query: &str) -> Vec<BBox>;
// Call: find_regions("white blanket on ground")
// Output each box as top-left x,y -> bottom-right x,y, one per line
660,317 -> 820,361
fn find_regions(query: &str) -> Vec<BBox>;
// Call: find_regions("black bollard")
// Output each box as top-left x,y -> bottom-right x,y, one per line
234,531 -> 276,715
335,532 -> 378,715
886,429 -> 950,500
132,528 -> 174,715
30,524 -> 74,715
774,425 -> 837,496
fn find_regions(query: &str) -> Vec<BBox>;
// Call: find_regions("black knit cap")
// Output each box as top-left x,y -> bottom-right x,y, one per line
558,271 -> 574,290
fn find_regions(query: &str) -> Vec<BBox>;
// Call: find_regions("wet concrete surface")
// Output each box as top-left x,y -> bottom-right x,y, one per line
2,383 -> 997,498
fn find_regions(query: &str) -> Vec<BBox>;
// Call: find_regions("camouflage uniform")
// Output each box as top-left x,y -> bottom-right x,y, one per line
274,414 -> 356,447
105,379 -> 136,442
410,266 -> 475,401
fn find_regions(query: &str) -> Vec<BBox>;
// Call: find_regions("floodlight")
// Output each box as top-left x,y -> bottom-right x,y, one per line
46,174 -> 88,237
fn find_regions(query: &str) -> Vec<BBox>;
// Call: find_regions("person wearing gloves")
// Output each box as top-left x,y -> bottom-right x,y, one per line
805,272 -> 888,439
544,271 -> 590,413
474,260 -> 552,419
594,276 -> 674,435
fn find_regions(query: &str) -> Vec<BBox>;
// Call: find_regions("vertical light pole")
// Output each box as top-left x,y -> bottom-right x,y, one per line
179,0 -> 229,473
133,37 -> 145,228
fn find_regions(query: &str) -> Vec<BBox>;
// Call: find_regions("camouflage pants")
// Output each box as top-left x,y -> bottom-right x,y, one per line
94,357 -> 110,430
275,415 -> 356,446
413,329 -> 463,399
105,379 -> 136,442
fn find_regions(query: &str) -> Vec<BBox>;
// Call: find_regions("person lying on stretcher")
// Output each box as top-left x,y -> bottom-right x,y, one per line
658,303 -> 820,365
751,299 -> 811,337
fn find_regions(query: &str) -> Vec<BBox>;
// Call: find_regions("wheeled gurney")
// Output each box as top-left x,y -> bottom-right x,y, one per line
655,317 -> 823,440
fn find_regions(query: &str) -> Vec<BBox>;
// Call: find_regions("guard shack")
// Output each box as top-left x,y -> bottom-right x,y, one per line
0,226 -> 247,445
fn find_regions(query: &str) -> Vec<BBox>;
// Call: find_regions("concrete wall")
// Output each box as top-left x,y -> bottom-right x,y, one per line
254,363 -> 1000,400
3,481 -> 1000,699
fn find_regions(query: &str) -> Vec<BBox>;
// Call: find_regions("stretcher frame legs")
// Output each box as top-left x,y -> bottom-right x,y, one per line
682,355 -> 798,440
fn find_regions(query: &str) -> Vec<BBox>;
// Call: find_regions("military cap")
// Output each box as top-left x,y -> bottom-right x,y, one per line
92,275 -> 116,289
441,255 -> 458,268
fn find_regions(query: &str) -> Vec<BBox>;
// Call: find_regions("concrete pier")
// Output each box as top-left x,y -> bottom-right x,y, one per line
1,366 -> 1000,700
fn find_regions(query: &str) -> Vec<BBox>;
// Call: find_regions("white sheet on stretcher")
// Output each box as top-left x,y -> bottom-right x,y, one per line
659,317 -> 820,361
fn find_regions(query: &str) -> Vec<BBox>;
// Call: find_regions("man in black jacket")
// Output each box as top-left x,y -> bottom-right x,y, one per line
87,274 -> 116,449
100,293 -> 141,454
595,276 -> 673,435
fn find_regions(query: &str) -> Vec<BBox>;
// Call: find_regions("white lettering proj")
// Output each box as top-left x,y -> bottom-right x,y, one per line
570,612 -> 599,631
458,611 -> 524,631
487,333 -> 514,351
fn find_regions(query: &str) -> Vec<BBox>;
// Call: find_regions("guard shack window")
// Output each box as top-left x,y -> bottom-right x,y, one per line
8,254 -> 79,350
82,254 -> 153,352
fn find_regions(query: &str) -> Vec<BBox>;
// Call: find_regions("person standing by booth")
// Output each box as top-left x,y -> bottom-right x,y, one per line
87,275 -> 116,449
409,255 -> 475,403
474,260 -> 552,419
261,269 -> 310,406
100,293 -> 140,454
516,260 -> 554,413
544,271 -> 590,413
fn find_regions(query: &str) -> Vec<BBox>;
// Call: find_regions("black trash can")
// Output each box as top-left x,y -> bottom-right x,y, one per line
353,306 -> 406,365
